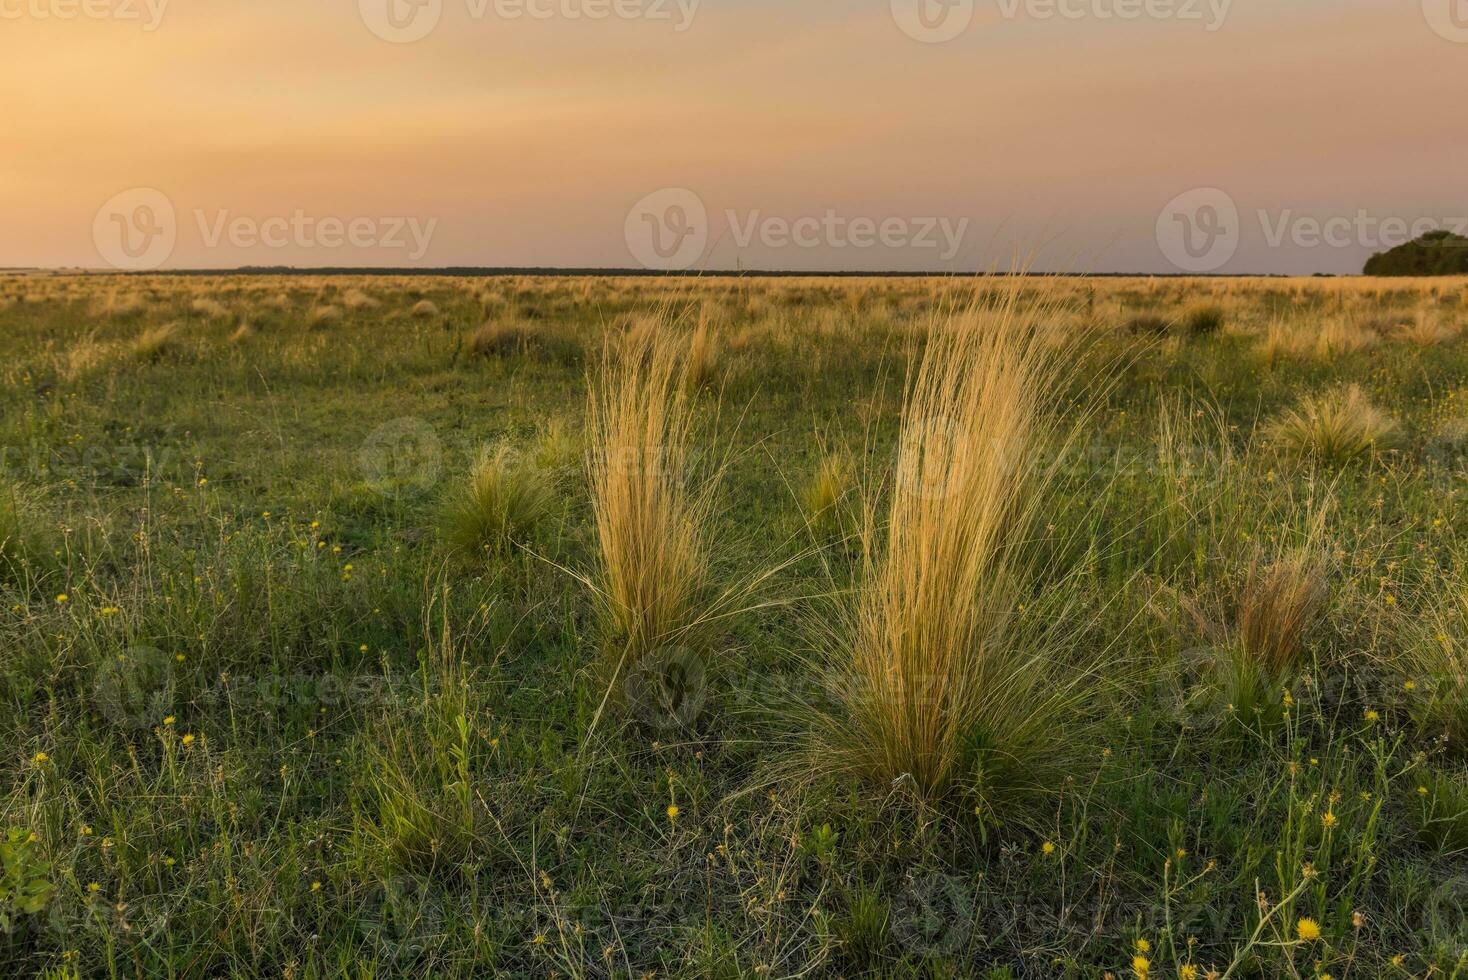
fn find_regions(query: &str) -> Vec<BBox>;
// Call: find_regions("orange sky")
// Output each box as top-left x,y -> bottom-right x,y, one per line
3,0 -> 1466,273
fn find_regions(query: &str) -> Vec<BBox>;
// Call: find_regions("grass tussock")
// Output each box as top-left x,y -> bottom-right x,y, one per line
1236,550 -> 1330,677
586,325 -> 717,678
801,449 -> 855,520
410,299 -> 440,319
465,319 -> 533,359
1401,585 -> 1468,750
804,291 -> 1102,808
1269,384 -> 1402,464
1182,304 -> 1225,337
684,316 -> 719,391
132,322 -> 182,362
1392,311 -> 1455,346
342,288 -> 380,311
308,305 -> 343,328
437,445 -> 557,560
190,297 -> 231,322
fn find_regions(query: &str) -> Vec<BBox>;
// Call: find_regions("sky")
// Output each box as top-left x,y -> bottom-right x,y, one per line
2,0 -> 1466,274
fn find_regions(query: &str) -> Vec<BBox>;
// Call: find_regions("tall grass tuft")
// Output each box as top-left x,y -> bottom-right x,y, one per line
1401,584 -> 1468,750
1183,304 -> 1225,336
1237,549 -> 1329,678
1269,384 -> 1402,464
437,445 -> 556,560
0,483 -> 51,587
802,289 -> 1105,808
586,325 -> 719,689
801,449 -> 855,521
132,322 -> 182,362
685,314 -> 719,391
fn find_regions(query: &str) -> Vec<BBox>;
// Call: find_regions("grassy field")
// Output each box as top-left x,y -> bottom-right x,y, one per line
1,271 -> 1467,978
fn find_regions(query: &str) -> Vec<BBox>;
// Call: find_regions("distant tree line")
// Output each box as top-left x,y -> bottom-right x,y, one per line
1364,230 -> 1468,276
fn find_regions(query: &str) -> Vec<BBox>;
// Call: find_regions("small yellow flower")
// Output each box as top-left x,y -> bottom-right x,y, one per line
666,804 -> 680,821
197,478 -> 208,487
1364,709 -> 1380,723
261,511 -> 271,519
1180,966 -> 1198,980
163,857 -> 175,867
1296,917 -> 1321,941
1404,679 -> 1417,691
311,881 -> 322,892
1042,841 -> 1057,856
56,594 -> 68,604
31,751 -> 48,765
87,882 -> 101,893
1418,785 -> 1429,796
1135,938 -> 1150,953
1132,954 -> 1151,977
532,932 -> 547,946
163,716 -> 175,726
1391,954 -> 1406,966
182,734 -> 196,747
359,644 -> 368,653
1322,812 -> 1337,829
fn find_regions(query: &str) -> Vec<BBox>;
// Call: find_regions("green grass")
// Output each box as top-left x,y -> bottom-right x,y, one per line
1,272 -> 1467,977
